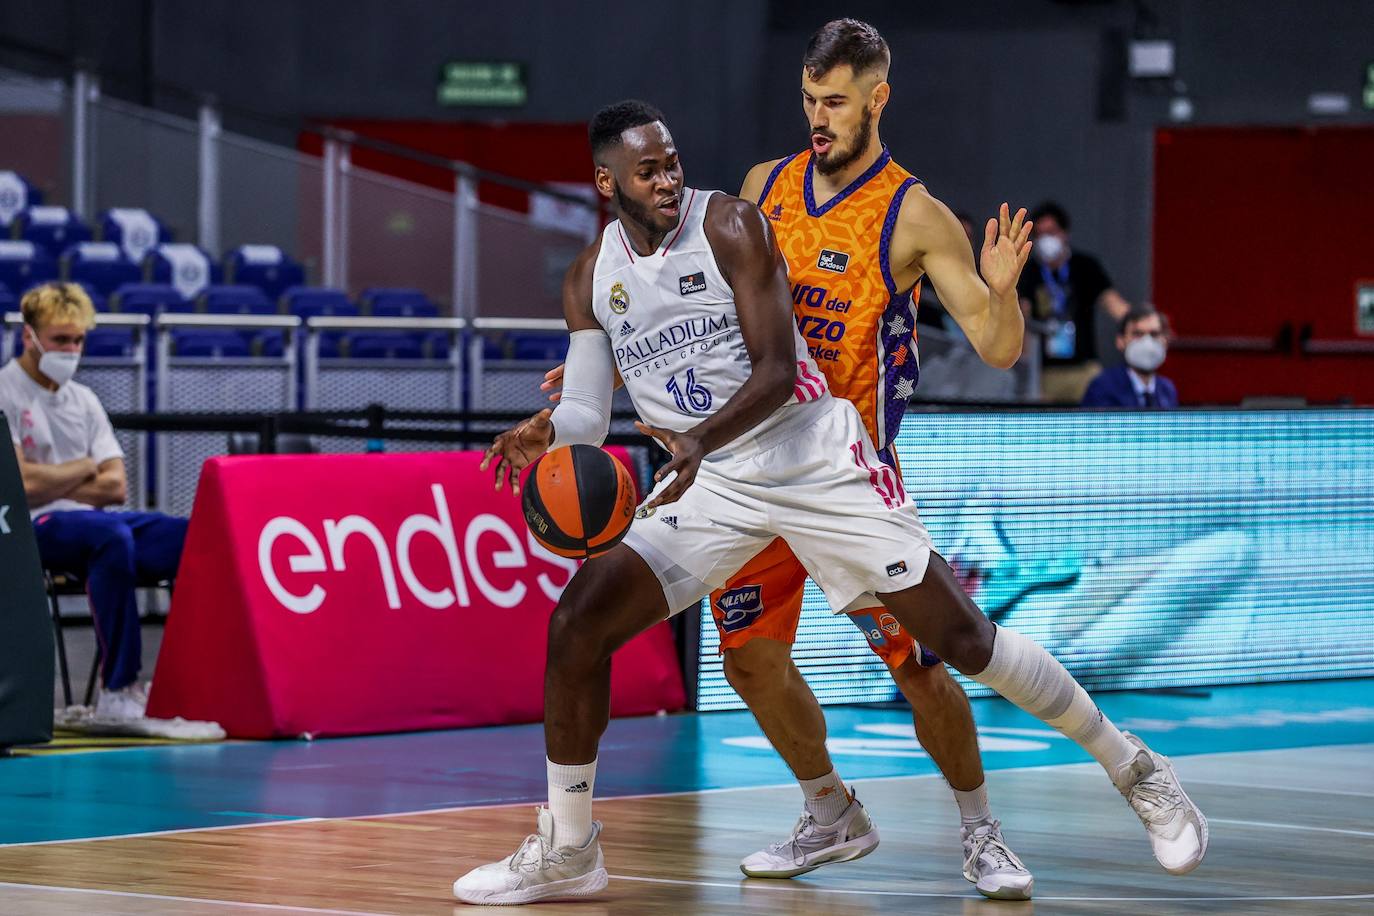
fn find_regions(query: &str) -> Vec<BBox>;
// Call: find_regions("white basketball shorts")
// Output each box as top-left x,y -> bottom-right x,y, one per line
623,396 -> 932,615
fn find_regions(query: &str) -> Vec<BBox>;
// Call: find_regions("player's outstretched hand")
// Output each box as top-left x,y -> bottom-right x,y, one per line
636,422 -> 705,510
480,408 -> 553,495
981,202 -> 1033,298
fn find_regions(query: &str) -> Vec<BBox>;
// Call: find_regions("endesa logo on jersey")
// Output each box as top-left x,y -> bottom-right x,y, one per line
716,584 -> 764,633
678,272 -> 707,295
817,249 -> 850,273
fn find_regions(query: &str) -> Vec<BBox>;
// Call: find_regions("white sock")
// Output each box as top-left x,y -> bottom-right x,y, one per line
952,783 -> 992,829
971,626 -> 1139,785
799,769 -> 851,826
546,758 -> 597,848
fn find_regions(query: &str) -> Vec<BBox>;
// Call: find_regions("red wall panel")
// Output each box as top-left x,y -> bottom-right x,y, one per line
1153,127 -> 1374,404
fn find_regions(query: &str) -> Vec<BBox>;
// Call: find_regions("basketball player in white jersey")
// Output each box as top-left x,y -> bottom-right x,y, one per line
454,101 -> 1207,905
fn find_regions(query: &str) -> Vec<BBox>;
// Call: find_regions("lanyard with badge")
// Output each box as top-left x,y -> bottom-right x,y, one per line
1038,261 -> 1077,359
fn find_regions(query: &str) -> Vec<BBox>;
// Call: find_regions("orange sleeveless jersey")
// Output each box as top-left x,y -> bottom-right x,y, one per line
757,147 -> 922,460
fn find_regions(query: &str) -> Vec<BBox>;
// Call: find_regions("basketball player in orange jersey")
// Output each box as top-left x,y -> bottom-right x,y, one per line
717,19 -> 1037,897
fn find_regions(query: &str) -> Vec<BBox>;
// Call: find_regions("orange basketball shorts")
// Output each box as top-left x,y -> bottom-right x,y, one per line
709,538 -> 941,669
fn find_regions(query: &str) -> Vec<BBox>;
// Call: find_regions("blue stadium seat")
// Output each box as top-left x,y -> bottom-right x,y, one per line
0,282 -> 15,314
61,242 -> 141,297
109,283 -> 190,316
282,286 -> 357,319
225,245 -> 305,301
424,332 -> 453,359
0,241 -> 57,295
172,329 -> 250,358
84,327 -> 136,358
200,284 -> 276,316
144,244 -> 219,301
99,208 -> 169,265
511,334 -> 569,361
252,330 -> 287,358
361,287 -> 439,318
0,171 -> 40,229
15,207 -> 92,258
317,333 -> 344,359
75,282 -> 107,312
347,332 -> 423,359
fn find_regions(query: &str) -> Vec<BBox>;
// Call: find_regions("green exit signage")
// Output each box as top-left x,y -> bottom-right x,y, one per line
438,61 -> 527,107
1365,63 -> 1374,110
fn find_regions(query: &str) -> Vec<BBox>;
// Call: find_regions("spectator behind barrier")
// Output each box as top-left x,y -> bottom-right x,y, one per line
1017,201 -> 1132,403
1082,305 -> 1178,409
0,282 -> 189,722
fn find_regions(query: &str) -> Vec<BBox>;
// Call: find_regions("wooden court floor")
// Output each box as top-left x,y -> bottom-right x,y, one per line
1,742 -> 1370,915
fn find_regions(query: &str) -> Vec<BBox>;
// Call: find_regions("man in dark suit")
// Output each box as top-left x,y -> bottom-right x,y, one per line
1082,306 -> 1178,408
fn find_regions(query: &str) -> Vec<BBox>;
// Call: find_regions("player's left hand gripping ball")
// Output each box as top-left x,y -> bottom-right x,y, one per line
481,408 -> 555,494
635,422 -> 705,510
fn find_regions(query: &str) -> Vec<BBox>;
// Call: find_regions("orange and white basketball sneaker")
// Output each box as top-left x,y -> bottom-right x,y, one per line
452,807 -> 608,905
739,791 -> 880,878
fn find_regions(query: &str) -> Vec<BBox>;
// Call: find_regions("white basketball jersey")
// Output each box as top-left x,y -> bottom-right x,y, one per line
590,188 -> 829,453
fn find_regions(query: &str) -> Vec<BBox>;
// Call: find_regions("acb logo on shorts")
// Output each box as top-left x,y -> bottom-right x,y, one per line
715,584 -> 764,633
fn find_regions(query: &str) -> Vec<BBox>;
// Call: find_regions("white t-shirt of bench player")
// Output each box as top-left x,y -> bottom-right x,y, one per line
0,359 -> 124,516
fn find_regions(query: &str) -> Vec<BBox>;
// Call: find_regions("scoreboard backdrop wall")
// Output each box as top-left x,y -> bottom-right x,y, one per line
696,408 -> 1374,710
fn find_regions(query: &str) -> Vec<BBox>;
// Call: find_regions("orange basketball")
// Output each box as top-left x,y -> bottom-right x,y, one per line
522,445 -> 637,559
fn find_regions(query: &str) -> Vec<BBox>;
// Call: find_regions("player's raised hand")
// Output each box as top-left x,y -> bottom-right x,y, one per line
981,203 -> 1033,299
636,421 -> 705,510
480,408 -> 553,495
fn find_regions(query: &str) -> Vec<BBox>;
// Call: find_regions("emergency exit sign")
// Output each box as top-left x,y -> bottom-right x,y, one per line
438,61 -> 527,107
1364,63 -> 1374,110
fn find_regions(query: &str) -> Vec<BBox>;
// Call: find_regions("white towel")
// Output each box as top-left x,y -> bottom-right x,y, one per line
0,171 -> 28,227
237,244 -> 283,266
25,205 -> 73,226
107,207 -> 160,264
0,240 -> 37,260
156,243 -> 210,300
74,242 -> 122,262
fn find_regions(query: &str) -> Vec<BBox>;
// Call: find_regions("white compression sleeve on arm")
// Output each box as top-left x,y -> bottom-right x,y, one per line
548,329 -> 615,450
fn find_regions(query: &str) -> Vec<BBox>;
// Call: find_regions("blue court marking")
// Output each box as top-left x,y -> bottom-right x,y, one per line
1,678 -> 1371,846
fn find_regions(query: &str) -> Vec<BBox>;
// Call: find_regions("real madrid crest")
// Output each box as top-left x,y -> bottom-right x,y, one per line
609,282 -> 630,314
635,505 -> 655,519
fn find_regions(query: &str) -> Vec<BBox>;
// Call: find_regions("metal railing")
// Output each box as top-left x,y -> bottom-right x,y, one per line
0,64 -> 598,317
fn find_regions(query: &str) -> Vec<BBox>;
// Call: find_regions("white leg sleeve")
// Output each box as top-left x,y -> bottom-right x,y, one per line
549,329 -> 615,450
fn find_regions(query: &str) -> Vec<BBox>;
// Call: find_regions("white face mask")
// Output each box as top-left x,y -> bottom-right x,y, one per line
1033,233 -> 1066,265
28,331 -> 81,386
1124,335 -> 1166,373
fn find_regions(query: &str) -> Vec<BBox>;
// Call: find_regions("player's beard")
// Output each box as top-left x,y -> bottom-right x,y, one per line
613,181 -> 674,236
814,105 -> 873,177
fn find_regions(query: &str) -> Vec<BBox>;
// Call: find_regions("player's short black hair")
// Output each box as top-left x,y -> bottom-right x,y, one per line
803,19 -> 891,82
1030,201 -> 1071,232
589,100 -> 666,163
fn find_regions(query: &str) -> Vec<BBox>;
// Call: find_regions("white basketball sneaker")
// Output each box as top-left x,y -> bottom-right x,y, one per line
739,791 -> 880,878
961,819 -> 1034,900
452,807 -> 608,905
1115,732 -> 1209,875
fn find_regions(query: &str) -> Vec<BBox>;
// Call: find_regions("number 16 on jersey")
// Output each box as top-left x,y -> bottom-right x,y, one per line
666,368 -> 713,414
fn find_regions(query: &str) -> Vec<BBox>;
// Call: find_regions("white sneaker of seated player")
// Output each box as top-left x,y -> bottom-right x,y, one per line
94,682 -> 149,721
